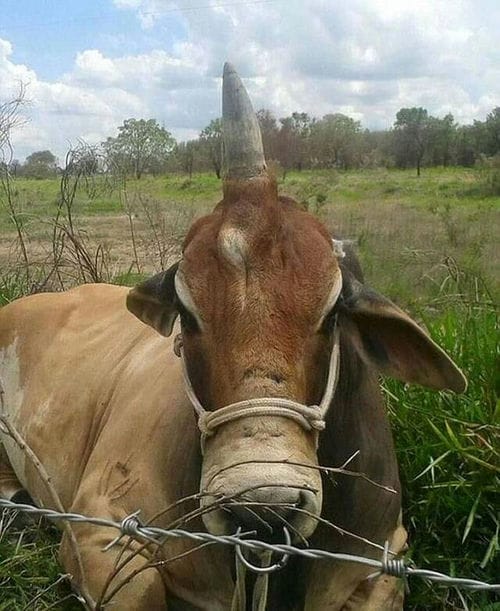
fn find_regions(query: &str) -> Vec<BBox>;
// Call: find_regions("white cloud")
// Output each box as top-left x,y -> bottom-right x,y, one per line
2,0 -> 500,160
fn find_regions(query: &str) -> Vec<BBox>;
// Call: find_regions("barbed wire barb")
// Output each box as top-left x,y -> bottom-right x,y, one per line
1,498 -> 498,594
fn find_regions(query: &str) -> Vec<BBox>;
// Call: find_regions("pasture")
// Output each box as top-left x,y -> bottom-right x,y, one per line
0,167 -> 498,609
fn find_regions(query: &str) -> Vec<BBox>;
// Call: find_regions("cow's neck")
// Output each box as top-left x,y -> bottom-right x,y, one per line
317,332 -> 401,553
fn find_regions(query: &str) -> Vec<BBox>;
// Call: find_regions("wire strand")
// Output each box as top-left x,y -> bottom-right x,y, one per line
1,498 -> 498,593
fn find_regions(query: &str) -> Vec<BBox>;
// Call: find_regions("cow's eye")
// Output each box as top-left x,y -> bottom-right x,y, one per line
176,297 -> 200,333
174,271 -> 202,333
319,305 -> 339,335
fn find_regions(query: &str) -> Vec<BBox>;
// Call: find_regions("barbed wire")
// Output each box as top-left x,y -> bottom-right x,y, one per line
1,498 -> 498,593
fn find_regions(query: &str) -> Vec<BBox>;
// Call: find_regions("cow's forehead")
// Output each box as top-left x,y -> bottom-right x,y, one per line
181,199 -> 338,285
178,199 -> 341,332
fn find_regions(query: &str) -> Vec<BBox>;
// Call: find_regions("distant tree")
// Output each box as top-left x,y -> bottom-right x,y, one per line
426,114 -> 457,166
103,119 -> 176,179
175,141 -> 197,178
455,125 -> 476,166
277,112 -> 314,175
22,150 -> 58,179
311,113 -> 361,169
199,118 -> 222,178
8,159 -> 21,177
360,130 -> 394,168
256,109 -> 280,161
482,107 -> 500,156
393,107 -> 430,176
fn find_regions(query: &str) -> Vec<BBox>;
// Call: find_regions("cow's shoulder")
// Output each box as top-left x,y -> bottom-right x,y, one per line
0,284 -> 140,356
1,284 -> 128,334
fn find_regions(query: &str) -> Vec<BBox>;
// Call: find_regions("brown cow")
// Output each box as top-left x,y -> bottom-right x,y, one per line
0,64 -> 465,610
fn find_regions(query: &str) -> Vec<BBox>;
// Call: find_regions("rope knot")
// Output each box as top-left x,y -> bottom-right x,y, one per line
307,406 -> 326,430
197,413 -> 214,437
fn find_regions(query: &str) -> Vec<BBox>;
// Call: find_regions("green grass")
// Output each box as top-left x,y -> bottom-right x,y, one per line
386,284 -> 499,609
0,167 -> 498,608
0,517 -> 81,610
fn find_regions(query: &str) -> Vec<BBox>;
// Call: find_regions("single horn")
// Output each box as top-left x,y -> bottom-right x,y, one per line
222,62 -> 266,180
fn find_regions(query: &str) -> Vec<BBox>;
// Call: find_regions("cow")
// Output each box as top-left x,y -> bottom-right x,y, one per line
0,63 -> 466,610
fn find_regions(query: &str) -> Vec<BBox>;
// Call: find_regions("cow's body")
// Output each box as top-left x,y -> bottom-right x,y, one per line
0,283 -> 406,610
0,285 -> 232,608
0,64 -> 464,610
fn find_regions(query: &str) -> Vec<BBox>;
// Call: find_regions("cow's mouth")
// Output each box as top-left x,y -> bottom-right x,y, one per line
200,483 -> 321,543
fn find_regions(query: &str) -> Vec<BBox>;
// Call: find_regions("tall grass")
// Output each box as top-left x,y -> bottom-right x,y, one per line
0,516 -> 80,609
386,276 -> 499,610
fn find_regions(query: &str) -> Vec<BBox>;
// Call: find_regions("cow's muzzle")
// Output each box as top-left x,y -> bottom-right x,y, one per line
200,456 -> 322,541
225,486 -> 319,538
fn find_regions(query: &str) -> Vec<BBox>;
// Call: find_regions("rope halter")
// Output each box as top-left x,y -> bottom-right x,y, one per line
174,324 -> 340,453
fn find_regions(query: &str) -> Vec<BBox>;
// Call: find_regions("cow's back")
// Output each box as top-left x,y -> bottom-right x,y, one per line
0,284 -> 195,512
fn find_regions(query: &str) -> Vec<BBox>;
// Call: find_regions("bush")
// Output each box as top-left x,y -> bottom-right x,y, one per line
477,154 -> 500,196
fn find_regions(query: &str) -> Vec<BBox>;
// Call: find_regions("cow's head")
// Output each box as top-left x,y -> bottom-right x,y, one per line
127,64 -> 466,541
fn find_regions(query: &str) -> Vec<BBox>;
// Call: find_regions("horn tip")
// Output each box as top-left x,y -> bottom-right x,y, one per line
223,62 -> 237,77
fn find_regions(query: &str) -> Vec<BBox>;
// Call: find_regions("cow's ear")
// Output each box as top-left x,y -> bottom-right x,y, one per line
126,262 -> 179,337
340,272 -> 467,393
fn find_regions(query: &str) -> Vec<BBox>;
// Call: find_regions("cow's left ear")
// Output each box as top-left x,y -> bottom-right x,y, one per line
126,262 -> 179,337
340,272 -> 467,393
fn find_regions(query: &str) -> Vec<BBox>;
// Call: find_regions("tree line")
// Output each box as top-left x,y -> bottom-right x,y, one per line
5,106 -> 500,179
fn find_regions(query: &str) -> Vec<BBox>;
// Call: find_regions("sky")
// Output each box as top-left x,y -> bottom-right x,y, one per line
1,0 -> 499,162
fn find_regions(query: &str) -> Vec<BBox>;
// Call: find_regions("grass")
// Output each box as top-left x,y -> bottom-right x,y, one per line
0,516 -> 81,609
0,167 -> 498,609
386,283 -> 499,609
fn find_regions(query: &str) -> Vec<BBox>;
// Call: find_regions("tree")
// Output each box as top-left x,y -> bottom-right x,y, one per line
311,113 -> 361,169
8,159 -> 21,177
199,118 -> 222,178
393,108 -> 430,176
483,107 -> 500,156
455,125 -> 476,167
257,109 -> 280,161
277,112 -> 314,174
22,150 -> 58,178
175,141 -> 197,178
426,114 -> 457,166
103,119 -> 175,179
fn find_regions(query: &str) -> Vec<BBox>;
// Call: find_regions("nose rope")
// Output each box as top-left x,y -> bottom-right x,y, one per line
174,325 -> 340,453
231,528 -> 291,611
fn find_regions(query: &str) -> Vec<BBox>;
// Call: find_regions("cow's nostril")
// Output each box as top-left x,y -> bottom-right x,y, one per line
225,487 -> 316,538
297,488 -> 317,516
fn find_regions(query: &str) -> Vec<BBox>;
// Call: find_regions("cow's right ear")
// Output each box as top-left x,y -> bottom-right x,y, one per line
126,262 -> 179,337
339,268 -> 467,393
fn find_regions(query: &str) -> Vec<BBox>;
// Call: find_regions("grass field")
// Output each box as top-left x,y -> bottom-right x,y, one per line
0,167 -> 498,609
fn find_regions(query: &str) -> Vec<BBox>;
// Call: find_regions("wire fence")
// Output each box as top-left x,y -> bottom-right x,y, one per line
1,497 -> 499,594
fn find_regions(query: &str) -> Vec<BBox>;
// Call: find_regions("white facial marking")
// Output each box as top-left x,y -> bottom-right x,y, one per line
218,226 -> 248,268
0,338 -> 27,487
174,270 -> 204,329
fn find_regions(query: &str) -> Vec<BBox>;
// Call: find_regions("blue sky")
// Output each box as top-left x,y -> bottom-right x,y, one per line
0,0 -> 186,80
1,0 -> 499,162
